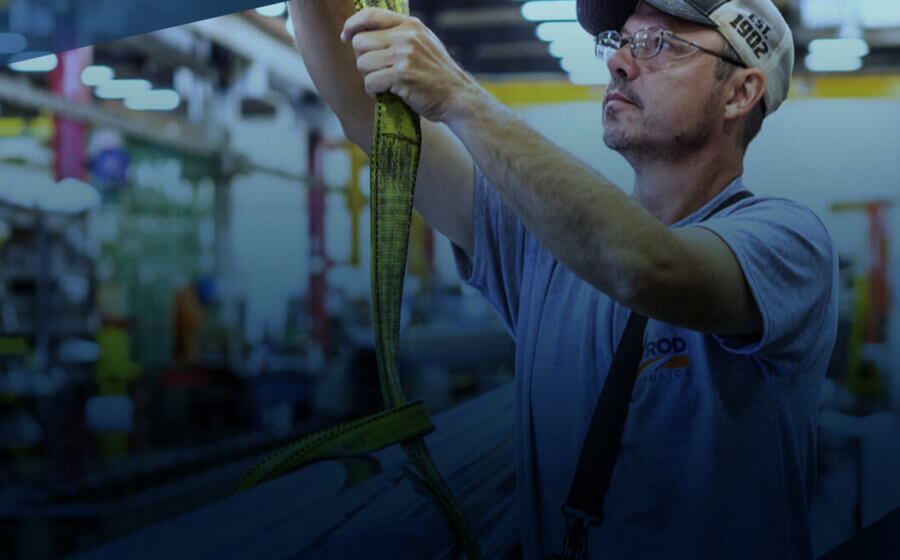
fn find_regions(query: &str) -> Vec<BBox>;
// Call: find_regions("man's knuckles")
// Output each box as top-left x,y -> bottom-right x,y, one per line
363,74 -> 381,96
345,8 -> 417,38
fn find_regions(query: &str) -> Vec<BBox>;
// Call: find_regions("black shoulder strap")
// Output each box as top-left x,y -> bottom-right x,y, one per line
707,189 -> 754,219
561,188 -> 755,526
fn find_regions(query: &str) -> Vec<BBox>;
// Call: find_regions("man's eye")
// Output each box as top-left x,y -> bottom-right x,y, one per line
665,40 -> 693,56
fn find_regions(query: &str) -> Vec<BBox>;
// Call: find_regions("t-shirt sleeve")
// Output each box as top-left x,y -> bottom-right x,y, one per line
451,163 -> 530,335
695,199 -> 836,367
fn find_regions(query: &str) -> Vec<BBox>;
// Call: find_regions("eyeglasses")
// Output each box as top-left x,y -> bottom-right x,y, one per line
595,27 -> 747,68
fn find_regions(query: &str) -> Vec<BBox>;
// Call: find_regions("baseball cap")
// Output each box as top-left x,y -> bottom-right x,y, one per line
577,0 -> 794,115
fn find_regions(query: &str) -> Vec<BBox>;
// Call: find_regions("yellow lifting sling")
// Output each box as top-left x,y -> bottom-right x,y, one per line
233,2 -> 484,558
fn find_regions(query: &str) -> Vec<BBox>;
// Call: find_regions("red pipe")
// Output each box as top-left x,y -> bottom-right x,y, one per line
50,47 -> 91,180
308,130 -> 330,354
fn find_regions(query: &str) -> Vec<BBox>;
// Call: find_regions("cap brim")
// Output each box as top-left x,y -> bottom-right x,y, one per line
577,0 -> 640,36
577,0 -> 713,35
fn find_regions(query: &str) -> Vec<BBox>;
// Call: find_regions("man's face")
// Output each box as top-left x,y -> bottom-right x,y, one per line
602,2 -> 729,160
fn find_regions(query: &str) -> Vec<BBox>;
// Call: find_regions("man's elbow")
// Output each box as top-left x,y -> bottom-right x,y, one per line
606,252 -> 666,311
338,119 -> 373,157
611,270 -> 651,310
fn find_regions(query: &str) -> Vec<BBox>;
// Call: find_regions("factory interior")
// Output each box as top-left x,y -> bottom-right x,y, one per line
0,0 -> 898,558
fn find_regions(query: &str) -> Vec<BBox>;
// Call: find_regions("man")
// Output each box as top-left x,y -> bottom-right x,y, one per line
289,0 -> 837,558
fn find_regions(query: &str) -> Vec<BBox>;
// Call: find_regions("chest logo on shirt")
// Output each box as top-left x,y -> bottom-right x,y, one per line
636,336 -> 690,382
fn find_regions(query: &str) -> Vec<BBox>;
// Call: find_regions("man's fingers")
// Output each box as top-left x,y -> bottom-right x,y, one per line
363,68 -> 398,98
356,49 -> 394,76
350,29 -> 392,58
341,7 -> 406,43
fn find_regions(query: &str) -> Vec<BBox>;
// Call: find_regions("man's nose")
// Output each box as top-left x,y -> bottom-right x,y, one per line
606,43 -> 638,81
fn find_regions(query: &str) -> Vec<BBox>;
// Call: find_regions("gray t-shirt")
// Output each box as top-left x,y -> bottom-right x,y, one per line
452,165 -> 838,559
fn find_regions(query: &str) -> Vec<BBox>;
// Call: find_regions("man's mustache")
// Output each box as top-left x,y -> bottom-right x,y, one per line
605,80 -> 643,111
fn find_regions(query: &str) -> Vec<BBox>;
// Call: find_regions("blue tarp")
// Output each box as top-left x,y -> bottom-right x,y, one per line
0,0 -> 274,65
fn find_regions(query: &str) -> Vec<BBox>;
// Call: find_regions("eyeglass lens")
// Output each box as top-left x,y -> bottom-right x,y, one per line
596,28 -> 663,61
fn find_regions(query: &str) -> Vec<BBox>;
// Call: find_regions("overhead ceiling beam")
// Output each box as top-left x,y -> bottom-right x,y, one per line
188,14 -> 314,91
473,41 -> 550,59
435,7 -> 528,28
0,74 -> 217,157
241,10 -> 295,47
116,31 -> 217,81
793,26 -> 900,49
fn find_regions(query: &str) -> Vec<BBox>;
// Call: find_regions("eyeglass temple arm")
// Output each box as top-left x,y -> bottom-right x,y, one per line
664,32 -> 747,67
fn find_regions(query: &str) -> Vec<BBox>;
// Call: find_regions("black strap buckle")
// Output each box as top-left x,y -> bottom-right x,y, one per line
561,503 -> 602,525
556,503 -> 600,560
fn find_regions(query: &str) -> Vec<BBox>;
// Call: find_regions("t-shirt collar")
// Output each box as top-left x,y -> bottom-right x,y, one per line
671,176 -> 747,228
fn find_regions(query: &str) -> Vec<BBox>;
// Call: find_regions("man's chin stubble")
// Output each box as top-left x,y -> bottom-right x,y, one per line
602,126 -> 634,152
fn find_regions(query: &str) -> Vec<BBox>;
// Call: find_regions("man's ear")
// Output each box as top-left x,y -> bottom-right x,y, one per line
724,69 -> 766,120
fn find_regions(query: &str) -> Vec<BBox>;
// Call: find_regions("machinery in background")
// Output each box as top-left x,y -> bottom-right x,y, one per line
830,199 -> 894,408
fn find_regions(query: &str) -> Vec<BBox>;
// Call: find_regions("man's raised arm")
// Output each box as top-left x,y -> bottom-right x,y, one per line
287,0 -> 475,254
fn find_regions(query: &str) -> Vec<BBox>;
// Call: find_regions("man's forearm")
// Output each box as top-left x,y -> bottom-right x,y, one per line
445,91 -> 685,305
289,0 -> 375,152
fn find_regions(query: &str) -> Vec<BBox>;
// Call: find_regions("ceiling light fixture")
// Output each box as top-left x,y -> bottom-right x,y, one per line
95,79 -> 152,100
81,65 -> 114,86
548,35 -> 595,58
124,89 -> 181,111
255,3 -> 287,18
9,53 -> 57,72
809,37 -> 869,58
521,1 -> 576,22
536,21 -> 584,42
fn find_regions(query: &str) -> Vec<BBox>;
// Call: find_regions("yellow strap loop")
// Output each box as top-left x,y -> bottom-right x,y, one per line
232,400 -> 434,493
235,1 -> 484,558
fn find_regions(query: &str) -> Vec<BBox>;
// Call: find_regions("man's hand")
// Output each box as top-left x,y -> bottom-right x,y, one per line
340,7 -> 482,123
